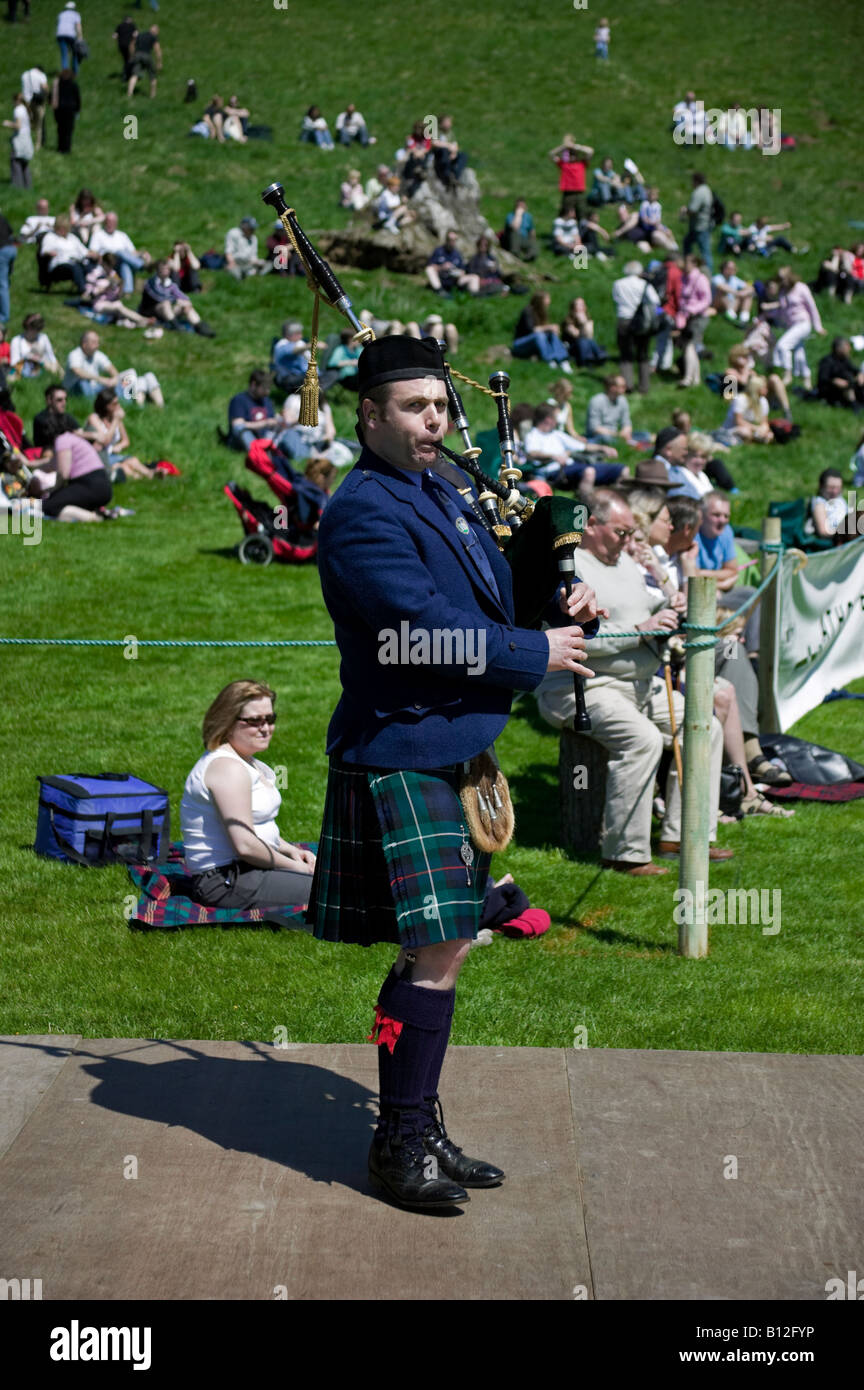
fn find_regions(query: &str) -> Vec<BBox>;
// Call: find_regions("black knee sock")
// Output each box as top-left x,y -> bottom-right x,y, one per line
370,969 -> 454,1140
422,988 -> 455,1123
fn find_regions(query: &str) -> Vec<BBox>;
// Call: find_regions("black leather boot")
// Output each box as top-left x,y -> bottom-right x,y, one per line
422,1100 -> 505,1188
368,1111 -> 469,1209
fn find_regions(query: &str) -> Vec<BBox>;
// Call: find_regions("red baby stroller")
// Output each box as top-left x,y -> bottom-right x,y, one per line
223,439 -> 323,566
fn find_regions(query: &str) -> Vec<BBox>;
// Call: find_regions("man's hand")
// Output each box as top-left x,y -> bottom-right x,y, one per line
670,590 -> 687,613
558,580 -> 607,627
638,608 -> 679,635
545,625 -> 594,677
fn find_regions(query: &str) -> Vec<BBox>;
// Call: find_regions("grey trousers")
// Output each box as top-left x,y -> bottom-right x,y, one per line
188,859 -> 314,927
538,672 -> 723,863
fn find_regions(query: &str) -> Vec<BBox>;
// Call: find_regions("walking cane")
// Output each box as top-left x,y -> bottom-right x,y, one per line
662,645 -> 684,791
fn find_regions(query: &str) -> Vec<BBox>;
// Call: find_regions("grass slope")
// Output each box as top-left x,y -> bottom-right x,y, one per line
1,0 -> 863,1050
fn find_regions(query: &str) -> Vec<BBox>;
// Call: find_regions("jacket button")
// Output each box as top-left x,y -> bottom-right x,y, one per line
509,641 -> 516,650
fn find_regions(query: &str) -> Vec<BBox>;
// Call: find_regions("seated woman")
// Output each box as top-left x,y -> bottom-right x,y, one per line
722,374 -> 773,443
560,296 -> 607,365
82,254 -> 154,328
86,388 -> 153,481
630,188 -> 677,252
729,340 -> 790,418
325,328 -> 362,387
194,94 -> 225,142
375,175 -> 415,234
69,188 -> 105,246
40,428 -> 113,522
500,198 -> 536,261
545,377 -> 618,460
167,241 -> 202,295
466,235 -> 508,295
669,409 -> 738,491
339,168 -> 368,211
222,95 -> 249,143
277,388 -> 358,468
180,680 -> 316,916
300,105 -> 334,149
511,291 -> 571,369
612,201 -> 651,250
805,467 -> 852,543
666,431 -> 719,499
9,312 -> 61,379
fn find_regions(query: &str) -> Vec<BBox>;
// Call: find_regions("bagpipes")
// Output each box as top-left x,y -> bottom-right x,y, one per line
261,186 -> 593,849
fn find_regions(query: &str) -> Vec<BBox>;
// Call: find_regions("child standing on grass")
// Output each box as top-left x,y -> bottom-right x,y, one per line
594,17 -> 611,61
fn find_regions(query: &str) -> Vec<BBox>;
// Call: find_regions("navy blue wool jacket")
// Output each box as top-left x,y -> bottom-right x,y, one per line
316,446 -> 555,769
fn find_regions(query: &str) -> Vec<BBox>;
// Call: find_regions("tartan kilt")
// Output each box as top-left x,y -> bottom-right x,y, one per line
305,760 -> 490,948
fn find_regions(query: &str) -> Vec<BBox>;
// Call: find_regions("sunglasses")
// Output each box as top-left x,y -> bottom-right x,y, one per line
611,527 -> 637,540
236,714 -> 277,729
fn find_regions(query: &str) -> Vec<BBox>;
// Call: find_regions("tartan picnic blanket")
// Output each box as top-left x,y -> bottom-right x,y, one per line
126,841 -> 316,931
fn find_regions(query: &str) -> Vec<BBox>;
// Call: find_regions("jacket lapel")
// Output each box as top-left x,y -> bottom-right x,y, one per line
357,450 -> 511,616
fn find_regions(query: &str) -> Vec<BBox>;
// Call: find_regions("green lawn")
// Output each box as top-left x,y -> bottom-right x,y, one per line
2,0 -> 863,1052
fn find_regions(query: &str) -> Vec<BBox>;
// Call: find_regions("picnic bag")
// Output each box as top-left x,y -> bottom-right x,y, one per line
35,773 -> 170,866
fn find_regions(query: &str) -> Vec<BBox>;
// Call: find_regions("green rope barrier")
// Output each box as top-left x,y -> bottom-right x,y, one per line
0,638 -> 337,648
0,545 -> 788,650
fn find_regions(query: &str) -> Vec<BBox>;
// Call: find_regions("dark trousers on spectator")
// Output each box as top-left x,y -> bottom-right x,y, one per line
51,260 -> 87,293
616,319 -> 652,394
10,157 -> 31,188
705,454 -> 738,492
559,191 -> 587,221
55,109 -> 76,153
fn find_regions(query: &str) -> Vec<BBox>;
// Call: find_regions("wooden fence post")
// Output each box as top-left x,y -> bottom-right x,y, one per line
678,575 -> 716,958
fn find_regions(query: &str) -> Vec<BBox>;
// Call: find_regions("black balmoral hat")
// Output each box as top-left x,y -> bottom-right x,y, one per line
357,335 -> 446,397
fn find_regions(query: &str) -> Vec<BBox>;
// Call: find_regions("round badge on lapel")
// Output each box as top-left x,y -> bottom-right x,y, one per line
455,517 -> 470,535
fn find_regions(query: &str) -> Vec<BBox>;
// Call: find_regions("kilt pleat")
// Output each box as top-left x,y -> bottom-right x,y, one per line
305,761 -> 489,948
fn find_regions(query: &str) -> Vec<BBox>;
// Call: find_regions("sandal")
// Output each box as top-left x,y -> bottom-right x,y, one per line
747,757 -> 793,787
740,791 -> 795,818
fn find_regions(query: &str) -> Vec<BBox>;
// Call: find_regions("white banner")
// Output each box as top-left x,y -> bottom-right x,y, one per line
772,538 -> 864,730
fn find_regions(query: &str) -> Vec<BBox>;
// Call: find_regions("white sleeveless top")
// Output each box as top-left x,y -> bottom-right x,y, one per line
180,744 -> 281,873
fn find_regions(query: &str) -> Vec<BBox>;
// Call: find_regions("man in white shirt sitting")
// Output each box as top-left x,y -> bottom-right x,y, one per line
63,329 -> 163,406
18,197 -> 55,244
89,211 -> 152,294
335,103 -> 375,147
536,488 -> 730,874
523,404 -> 625,496
711,259 -> 753,323
40,214 -> 91,292
224,217 -> 269,280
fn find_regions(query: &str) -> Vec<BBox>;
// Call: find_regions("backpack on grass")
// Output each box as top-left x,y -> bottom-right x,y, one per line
35,773 -> 170,867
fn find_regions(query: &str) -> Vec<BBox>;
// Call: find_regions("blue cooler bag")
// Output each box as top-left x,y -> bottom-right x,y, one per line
36,773 -> 170,866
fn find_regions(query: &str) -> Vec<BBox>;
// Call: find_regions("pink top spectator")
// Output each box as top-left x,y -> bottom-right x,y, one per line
778,283 -> 823,332
677,269 -> 712,326
54,432 -> 105,480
